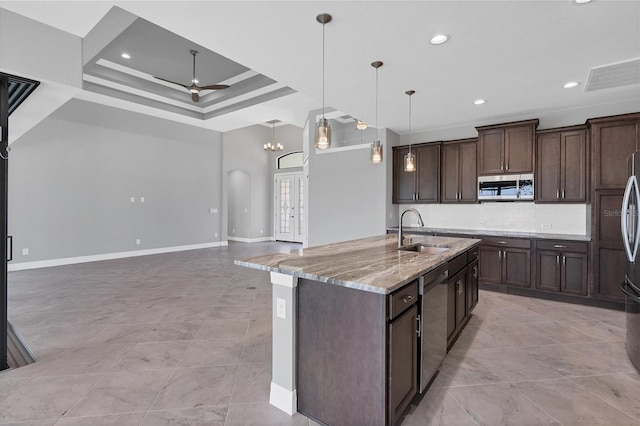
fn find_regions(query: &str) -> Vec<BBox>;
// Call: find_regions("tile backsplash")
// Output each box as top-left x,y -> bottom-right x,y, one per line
402,203 -> 590,235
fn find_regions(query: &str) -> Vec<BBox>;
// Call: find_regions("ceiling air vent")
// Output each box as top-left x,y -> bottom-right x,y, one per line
585,58 -> 640,92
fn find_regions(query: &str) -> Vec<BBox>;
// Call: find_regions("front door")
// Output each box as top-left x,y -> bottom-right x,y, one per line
274,172 -> 304,243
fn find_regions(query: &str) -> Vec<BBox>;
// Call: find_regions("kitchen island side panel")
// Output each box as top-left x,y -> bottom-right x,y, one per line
297,278 -> 387,426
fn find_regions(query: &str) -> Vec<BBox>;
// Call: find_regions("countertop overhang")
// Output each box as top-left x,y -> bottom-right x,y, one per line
235,234 -> 481,294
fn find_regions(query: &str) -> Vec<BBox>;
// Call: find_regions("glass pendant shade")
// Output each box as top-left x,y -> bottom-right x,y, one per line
404,151 -> 416,172
371,140 -> 383,164
315,118 -> 331,149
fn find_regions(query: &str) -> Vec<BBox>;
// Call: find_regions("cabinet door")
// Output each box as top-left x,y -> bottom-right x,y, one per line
536,133 -> 561,202
561,253 -> 588,296
388,305 -> 418,426
561,130 -> 588,202
416,144 -> 440,203
454,271 -> 467,329
478,129 -> 504,175
591,117 -> 640,189
536,251 -> 560,292
502,248 -> 531,287
393,147 -> 416,203
504,125 -> 534,173
441,144 -> 460,203
478,246 -> 502,284
446,281 -> 457,341
467,259 -> 479,312
459,142 -> 478,202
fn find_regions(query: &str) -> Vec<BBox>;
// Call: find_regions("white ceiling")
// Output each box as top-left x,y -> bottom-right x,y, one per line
2,0 -> 639,134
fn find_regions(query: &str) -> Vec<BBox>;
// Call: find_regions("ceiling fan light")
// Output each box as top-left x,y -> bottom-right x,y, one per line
316,118 -> 331,149
356,120 -> 368,130
189,88 -> 199,94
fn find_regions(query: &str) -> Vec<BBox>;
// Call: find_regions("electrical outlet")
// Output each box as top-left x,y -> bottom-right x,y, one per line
232,228 -> 235,233
244,208 -> 248,213
260,229 -> 263,234
136,239 -> 141,245
130,197 -> 135,203
140,197 -> 145,203
276,298 -> 286,319
22,248 -> 29,256
215,232 -> 218,238
209,208 -> 218,214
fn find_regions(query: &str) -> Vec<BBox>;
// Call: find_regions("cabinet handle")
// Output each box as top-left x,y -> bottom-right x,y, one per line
457,280 -> 463,295
506,159 -> 509,171
498,250 -> 502,260
473,265 -> 478,278
497,241 -> 508,245
562,255 -> 566,266
557,255 -> 560,266
402,295 -> 414,304
553,245 -> 567,248
501,160 -> 504,171
416,315 -> 421,336
562,189 -> 565,199
556,189 -> 560,199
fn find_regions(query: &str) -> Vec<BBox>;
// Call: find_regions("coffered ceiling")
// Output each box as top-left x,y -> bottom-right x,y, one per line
1,1 -> 639,134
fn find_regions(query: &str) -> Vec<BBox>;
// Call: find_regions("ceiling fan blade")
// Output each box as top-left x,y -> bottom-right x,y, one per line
198,84 -> 230,91
192,92 -> 200,102
153,76 -> 190,89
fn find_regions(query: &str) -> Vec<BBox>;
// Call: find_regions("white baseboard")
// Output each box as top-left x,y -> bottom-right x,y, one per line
227,236 -> 275,243
8,241 -> 229,271
269,381 -> 297,415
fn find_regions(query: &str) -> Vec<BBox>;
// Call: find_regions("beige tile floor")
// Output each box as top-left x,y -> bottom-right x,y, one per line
1,241 -> 638,425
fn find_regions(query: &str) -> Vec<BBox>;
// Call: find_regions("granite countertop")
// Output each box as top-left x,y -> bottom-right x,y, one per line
386,226 -> 591,242
235,234 -> 480,295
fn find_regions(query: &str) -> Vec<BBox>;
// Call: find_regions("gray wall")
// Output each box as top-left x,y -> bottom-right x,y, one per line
306,109 -> 387,247
222,124 -> 303,240
8,99 -> 223,263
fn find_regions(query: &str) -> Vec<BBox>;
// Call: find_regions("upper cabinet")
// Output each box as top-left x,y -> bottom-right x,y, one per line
476,119 -> 539,175
441,139 -> 477,203
536,126 -> 589,203
588,113 -> 640,190
393,143 -> 440,204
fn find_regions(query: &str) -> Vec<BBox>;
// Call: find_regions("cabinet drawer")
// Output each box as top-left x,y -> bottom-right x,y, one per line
467,246 -> 479,262
389,280 -> 418,321
448,252 -> 468,277
481,237 -> 531,249
536,240 -> 589,253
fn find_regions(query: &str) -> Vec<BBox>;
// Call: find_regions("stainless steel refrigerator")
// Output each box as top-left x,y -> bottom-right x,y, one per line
620,151 -> 640,371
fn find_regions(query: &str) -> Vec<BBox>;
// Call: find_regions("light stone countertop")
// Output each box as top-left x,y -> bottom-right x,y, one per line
386,226 -> 591,242
235,234 -> 481,295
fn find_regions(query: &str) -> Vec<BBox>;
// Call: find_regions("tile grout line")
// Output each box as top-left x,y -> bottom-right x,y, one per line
52,372 -> 108,425
566,375 -> 640,422
223,319 -> 252,425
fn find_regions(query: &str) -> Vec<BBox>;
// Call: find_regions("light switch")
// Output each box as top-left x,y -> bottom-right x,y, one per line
140,197 -> 145,203
276,298 -> 286,319
130,197 -> 135,203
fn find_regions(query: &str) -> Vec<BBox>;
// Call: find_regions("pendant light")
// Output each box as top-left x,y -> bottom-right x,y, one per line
264,120 -> 283,151
370,61 -> 383,164
404,90 -> 416,172
315,13 -> 332,149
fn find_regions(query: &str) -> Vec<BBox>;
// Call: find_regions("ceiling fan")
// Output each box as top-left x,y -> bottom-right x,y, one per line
154,49 -> 229,102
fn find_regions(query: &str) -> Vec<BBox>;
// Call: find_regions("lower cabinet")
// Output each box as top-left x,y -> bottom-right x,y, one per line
467,258 -> 479,311
535,240 -> 588,296
388,305 -> 418,426
446,248 -> 479,348
478,237 -> 531,288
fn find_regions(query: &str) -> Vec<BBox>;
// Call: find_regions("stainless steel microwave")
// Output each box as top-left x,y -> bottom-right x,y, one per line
478,174 -> 534,201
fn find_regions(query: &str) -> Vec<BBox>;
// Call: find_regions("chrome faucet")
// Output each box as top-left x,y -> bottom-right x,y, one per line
398,208 -> 425,248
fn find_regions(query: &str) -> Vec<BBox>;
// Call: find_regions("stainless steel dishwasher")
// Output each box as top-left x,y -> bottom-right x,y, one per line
418,263 -> 449,393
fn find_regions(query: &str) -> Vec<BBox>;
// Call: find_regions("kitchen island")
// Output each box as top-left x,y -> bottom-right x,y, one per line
236,234 -> 480,426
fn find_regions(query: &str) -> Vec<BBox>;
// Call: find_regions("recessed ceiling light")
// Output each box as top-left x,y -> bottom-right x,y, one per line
574,0 -> 592,4
121,53 -> 131,59
473,99 -> 486,105
429,34 -> 450,45
563,81 -> 580,89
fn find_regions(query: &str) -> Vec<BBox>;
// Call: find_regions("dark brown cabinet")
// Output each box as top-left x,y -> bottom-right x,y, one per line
441,139 -> 477,203
589,113 -> 640,303
388,284 -> 418,426
467,258 -> 479,311
393,143 -> 441,204
476,119 -> 538,175
536,127 -> 588,203
478,237 -> 531,288
590,113 -> 640,190
535,240 -> 588,296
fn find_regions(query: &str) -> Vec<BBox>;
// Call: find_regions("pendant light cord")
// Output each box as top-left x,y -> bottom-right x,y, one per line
375,67 -> 379,141
322,22 -> 326,120
408,93 -> 412,153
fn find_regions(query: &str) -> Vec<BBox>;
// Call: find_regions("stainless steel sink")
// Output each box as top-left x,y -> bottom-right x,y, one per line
398,243 -> 450,255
